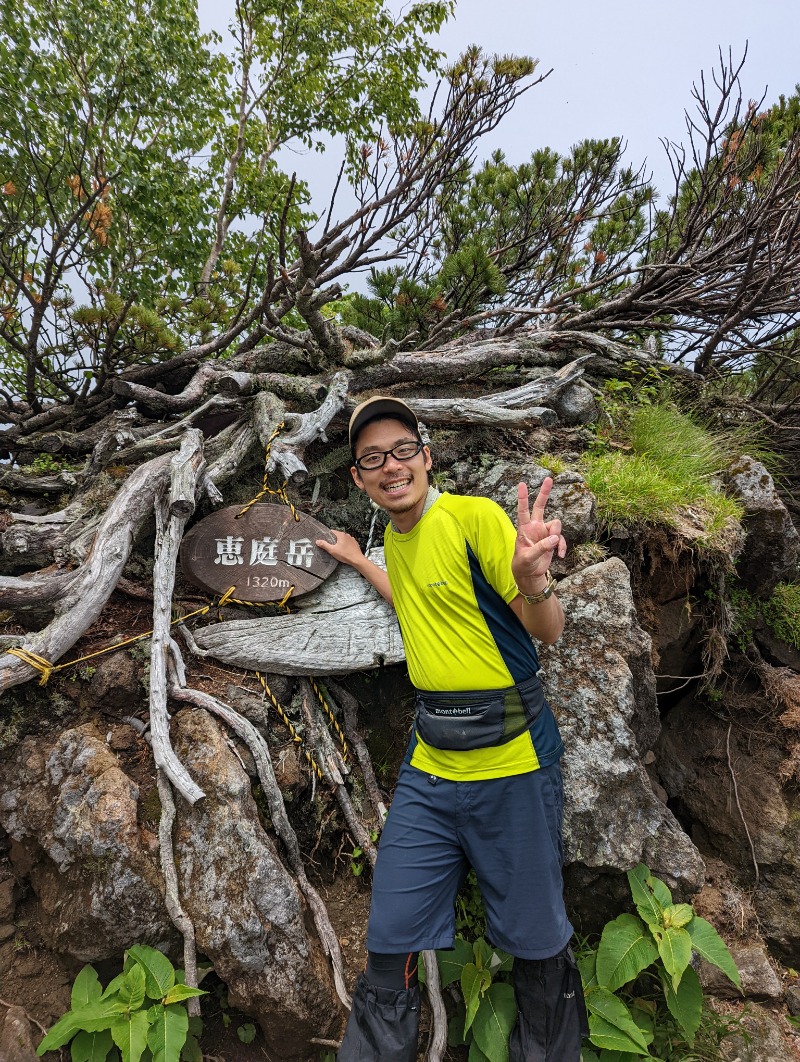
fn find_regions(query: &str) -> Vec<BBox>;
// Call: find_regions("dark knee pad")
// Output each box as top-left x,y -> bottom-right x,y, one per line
366,951 -> 419,990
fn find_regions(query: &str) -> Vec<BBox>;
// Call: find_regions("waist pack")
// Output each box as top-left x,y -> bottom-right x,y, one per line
414,673 -> 546,752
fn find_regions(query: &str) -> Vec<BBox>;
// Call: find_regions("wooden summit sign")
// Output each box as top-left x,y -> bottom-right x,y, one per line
180,503 -> 338,603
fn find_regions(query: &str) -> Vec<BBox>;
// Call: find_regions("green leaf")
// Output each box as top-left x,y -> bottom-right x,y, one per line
489,949 -> 514,975
661,963 -> 702,1042
663,903 -> 693,929
577,948 -> 598,991
656,927 -> 692,991
462,964 -> 491,1035
471,983 -> 517,1062
101,975 -> 126,1001
587,1013 -> 650,1056
126,946 -> 175,1000
161,985 -> 205,1006
119,966 -> 147,1012
596,914 -> 659,991
38,1000 -> 128,1054
70,1028 -> 114,1062
469,1039 -> 492,1062
180,1033 -> 203,1062
436,937 -> 474,987
687,916 -> 742,989
110,1011 -> 150,1062
585,988 -> 650,1053
625,865 -> 663,929
237,1023 -> 257,1044
71,966 -> 103,1010
147,1004 -> 189,1062
646,873 -> 672,909
473,937 -> 493,970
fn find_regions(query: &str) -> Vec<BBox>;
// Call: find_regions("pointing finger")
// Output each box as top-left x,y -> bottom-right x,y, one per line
531,476 -> 553,519
517,482 -> 530,528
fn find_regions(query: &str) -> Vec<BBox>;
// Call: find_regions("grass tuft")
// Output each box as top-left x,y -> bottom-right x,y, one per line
584,403 -> 746,549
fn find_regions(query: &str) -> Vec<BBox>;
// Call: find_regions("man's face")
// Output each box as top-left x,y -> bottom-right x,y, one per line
351,418 -> 432,529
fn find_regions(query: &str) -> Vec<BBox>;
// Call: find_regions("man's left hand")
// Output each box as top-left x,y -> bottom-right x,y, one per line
511,478 -> 567,593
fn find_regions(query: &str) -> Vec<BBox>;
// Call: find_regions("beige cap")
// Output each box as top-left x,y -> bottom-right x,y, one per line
348,396 -> 420,450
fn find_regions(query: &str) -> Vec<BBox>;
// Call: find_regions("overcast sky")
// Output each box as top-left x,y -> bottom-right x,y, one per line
197,0 -> 798,210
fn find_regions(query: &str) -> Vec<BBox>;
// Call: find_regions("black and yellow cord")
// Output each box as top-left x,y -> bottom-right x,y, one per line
309,677 -> 349,765
6,587 -> 237,687
235,421 -> 300,523
255,670 -> 325,783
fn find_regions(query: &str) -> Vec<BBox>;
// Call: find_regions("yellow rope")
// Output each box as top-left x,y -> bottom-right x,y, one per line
235,422 -> 300,522
6,587 -> 237,686
255,671 -> 324,782
310,677 -> 349,764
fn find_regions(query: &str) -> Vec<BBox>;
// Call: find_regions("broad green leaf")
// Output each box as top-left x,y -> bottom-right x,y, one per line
147,1004 -> 189,1062
687,916 -> 742,989
462,964 -> 491,1035
468,1039 -> 492,1062
110,1011 -> 150,1062
579,1050 -> 601,1062
70,1028 -> 114,1062
585,988 -> 649,1052
180,1033 -> 203,1062
436,937 -> 474,988
596,914 -> 658,991
71,966 -> 103,1010
126,946 -> 175,1000
656,927 -> 692,991
646,873 -> 672,909
162,985 -> 205,1006
626,865 -> 663,929
119,966 -> 147,1012
101,975 -> 126,1001
473,937 -> 493,970
38,1000 -> 128,1054
661,963 -> 702,1042
577,948 -> 598,991
663,903 -> 693,929
471,983 -> 517,1062
587,1014 -> 650,1056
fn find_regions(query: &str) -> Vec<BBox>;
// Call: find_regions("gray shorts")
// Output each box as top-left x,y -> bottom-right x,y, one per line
366,761 -> 573,959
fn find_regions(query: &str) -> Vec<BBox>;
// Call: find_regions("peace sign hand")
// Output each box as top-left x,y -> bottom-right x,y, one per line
511,478 -> 567,594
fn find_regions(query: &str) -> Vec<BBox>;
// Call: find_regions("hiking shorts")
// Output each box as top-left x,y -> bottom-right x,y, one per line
366,761 -> 573,959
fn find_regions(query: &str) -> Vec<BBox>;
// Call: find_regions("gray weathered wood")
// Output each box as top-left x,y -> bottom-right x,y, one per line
191,557 -> 404,676
422,950 -> 447,1062
0,453 -> 173,693
150,432 -> 206,804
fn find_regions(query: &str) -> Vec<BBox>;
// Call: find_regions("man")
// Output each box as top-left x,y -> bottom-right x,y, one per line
316,396 -> 587,1061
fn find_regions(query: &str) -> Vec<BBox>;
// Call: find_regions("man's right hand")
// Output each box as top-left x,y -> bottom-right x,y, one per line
315,530 -> 366,567
315,531 -> 393,605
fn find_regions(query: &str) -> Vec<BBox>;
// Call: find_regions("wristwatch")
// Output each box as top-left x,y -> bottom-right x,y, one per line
516,570 -> 556,604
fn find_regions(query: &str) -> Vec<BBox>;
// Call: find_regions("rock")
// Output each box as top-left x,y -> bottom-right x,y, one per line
85,648 -> 142,705
699,943 -> 782,1001
171,709 -> 341,1059
0,723 -> 176,960
547,381 -> 599,425
719,1001 -> 798,1062
0,870 -> 16,921
0,1006 -> 39,1062
539,558 -> 705,894
725,456 -> 799,597
657,696 -> 800,962
0,922 -> 14,941
786,984 -> 800,1016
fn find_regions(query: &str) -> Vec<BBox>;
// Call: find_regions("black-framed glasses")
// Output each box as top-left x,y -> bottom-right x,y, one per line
354,439 -> 424,471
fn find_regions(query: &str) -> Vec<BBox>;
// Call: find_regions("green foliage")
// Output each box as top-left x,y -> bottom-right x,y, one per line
579,864 -> 740,1060
762,582 -> 800,649
37,946 -> 205,1062
730,580 -> 800,651
424,936 -> 516,1061
584,401 -> 746,549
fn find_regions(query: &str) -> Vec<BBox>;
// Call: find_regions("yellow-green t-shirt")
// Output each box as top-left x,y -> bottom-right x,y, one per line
384,493 -> 563,781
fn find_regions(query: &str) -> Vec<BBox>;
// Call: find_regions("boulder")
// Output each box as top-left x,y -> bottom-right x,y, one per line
699,943 -> 782,1001
540,558 -> 705,893
725,456 -> 799,596
0,723 -> 175,959
718,1002 -> 799,1062
657,695 -> 800,962
171,709 -> 341,1058
0,1006 -> 39,1062
547,381 -> 599,425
